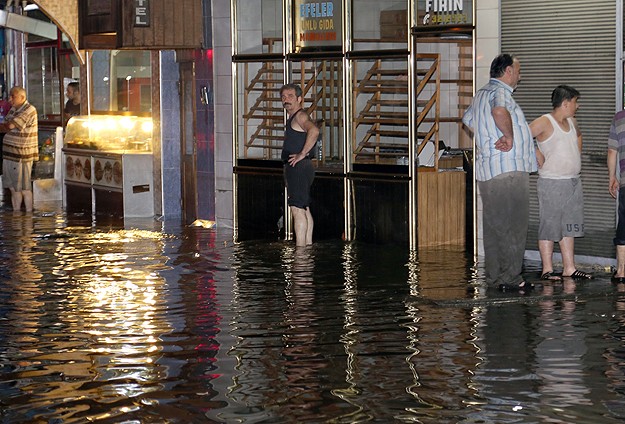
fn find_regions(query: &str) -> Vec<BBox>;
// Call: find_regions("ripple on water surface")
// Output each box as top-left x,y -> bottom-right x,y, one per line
1,212 -> 625,422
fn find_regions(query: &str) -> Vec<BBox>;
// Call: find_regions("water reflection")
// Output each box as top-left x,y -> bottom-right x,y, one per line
603,283 -> 625,420
2,211 -> 625,422
404,249 -> 482,422
534,280 -> 591,421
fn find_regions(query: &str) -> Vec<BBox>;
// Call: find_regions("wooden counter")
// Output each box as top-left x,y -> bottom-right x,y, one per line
418,170 -> 466,247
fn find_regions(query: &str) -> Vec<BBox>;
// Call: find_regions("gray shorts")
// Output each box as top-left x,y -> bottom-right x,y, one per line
537,177 -> 584,240
2,159 -> 33,192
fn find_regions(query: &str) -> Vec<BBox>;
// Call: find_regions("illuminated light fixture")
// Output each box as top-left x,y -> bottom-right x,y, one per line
120,116 -> 134,130
92,119 -> 104,131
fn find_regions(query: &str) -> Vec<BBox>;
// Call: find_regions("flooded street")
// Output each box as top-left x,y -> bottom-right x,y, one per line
2,208 -> 625,423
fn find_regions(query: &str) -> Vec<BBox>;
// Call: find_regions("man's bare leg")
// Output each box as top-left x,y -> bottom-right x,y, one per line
9,188 -> 22,212
559,236 -> 576,277
538,239 -> 559,279
290,206 -> 308,247
22,190 -> 33,212
304,207 -> 313,245
616,245 -> 625,278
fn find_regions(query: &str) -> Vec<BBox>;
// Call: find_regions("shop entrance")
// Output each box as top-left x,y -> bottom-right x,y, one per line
412,24 -> 475,249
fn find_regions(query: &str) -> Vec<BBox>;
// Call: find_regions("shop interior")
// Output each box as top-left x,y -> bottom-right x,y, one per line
233,1 -> 474,248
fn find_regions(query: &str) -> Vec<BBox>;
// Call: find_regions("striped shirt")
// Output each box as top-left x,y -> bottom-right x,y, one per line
2,101 -> 38,162
608,110 -> 625,186
462,78 -> 537,181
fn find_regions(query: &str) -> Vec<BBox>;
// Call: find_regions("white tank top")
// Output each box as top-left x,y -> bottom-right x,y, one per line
537,114 -> 581,179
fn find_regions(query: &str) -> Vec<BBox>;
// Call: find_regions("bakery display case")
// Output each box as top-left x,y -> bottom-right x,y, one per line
64,115 -> 153,152
63,115 -> 154,218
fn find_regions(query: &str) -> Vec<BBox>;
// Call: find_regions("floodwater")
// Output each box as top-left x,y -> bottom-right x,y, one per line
1,208 -> 625,423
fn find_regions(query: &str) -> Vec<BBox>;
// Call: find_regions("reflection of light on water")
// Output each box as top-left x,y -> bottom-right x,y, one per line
331,243 -> 367,416
55,228 -> 172,398
407,251 -> 420,297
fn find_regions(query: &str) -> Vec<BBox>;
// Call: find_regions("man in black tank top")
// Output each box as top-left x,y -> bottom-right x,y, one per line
280,83 -> 319,246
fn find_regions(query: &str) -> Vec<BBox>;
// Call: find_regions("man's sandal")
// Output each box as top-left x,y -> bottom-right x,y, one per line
540,271 -> 561,281
562,270 -> 593,280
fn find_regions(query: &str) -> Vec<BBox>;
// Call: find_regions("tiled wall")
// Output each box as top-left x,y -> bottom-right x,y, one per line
159,51 -> 183,219
474,0 -> 501,256
194,47 -> 216,221
212,0 -> 234,229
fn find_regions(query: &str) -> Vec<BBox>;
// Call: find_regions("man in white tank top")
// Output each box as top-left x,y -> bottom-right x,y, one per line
529,85 -> 592,281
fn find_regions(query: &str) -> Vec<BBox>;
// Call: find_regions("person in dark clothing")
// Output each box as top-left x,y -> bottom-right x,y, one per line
280,83 -> 319,247
64,82 -> 81,120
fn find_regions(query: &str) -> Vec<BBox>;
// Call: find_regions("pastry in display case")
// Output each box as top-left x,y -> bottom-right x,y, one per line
64,115 -> 153,152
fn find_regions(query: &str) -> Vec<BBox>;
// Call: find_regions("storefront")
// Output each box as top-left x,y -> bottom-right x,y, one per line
232,0 -> 474,249
1,0 -> 210,223
62,50 -> 154,218
4,6 -> 82,198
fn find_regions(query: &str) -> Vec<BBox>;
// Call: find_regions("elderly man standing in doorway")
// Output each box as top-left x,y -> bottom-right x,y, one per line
280,83 -> 319,247
1,86 -> 39,213
462,54 -> 538,291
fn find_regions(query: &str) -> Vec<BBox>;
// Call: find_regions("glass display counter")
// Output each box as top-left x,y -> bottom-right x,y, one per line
64,115 -> 153,152
62,115 -> 154,218
32,127 -> 58,180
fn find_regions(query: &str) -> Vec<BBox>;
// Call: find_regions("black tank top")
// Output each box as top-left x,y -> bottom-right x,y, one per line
281,109 -> 308,161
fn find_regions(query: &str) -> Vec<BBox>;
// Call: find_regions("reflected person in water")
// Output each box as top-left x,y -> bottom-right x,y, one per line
280,83 -> 319,247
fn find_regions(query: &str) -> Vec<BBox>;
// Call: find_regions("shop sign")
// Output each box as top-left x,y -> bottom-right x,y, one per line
419,0 -> 473,26
135,0 -> 150,27
294,0 -> 342,51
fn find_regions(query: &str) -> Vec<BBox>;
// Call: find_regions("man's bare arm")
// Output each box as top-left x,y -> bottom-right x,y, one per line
609,149 -> 619,199
491,106 -> 513,152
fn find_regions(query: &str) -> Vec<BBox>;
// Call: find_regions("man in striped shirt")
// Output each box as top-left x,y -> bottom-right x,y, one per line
1,86 -> 38,212
462,54 -> 538,292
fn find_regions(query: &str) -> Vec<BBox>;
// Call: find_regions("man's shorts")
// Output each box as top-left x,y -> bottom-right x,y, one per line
284,158 -> 314,209
537,177 -> 584,241
2,159 -> 33,192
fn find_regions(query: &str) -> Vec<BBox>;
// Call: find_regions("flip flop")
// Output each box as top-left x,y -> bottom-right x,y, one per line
562,270 -> 593,280
540,271 -> 561,281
